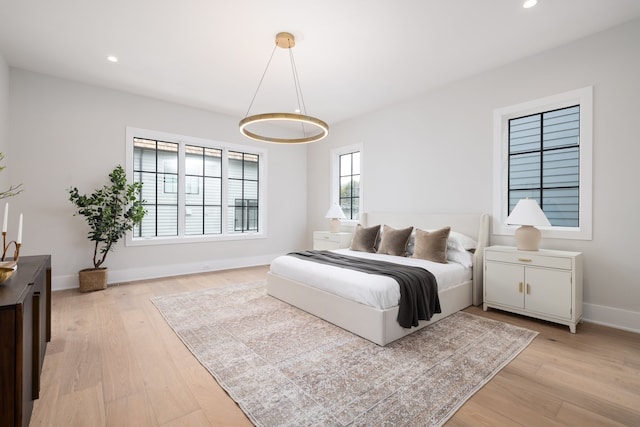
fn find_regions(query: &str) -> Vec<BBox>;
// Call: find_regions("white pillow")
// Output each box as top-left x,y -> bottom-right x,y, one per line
406,229 -> 416,256
447,231 -> 477,252
447,247 -> 474,268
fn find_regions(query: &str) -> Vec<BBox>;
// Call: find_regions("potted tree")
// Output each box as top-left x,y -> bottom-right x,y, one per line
69,165 -> 145,292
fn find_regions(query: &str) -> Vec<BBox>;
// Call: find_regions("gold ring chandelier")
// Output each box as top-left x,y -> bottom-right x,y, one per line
239,32 -> 329,144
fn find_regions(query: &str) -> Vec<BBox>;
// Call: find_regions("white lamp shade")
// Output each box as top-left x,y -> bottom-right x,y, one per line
325,203 -> 346,219
506,199 -> 551,226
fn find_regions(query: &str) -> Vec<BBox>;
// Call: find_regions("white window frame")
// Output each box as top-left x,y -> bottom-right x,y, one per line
493,87 -> 593,240
125,127 -> 267,246
331,143 -> 363,224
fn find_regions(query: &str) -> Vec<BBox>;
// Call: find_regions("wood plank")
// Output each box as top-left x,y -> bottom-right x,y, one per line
55,304 -> 104,396
555,401 -> 630,427
121,306 -> 200,424
462,377 -> 566,426
52,381 -> 106,427
159,409 -> 212,427
448,399 -> 524,427
29,352 -> 62,425
105,391 -> 159,427
97,303 -> 143,403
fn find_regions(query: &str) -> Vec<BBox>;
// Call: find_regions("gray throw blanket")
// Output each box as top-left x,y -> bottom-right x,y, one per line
286,250 -> 441,328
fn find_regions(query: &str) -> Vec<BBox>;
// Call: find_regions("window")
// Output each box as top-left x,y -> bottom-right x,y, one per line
493,87 -> 592,240
126,128 -> 266,245
331,144 -> 363,221
164,175 -> 178,194
234,199 -> 258,232
133,139 -> 179,237
509,106 -> 579,227
228,151 -> 259,233
184,145 -> 222,235
339,151 -> 360,219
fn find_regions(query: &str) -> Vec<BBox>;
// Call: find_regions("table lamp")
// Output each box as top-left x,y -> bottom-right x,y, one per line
506,198 -> 551,251
325,203 -> 346,233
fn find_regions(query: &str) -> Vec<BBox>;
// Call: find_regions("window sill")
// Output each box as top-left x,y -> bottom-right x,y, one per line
492,221 -> 592,241
126,232 -> 267,247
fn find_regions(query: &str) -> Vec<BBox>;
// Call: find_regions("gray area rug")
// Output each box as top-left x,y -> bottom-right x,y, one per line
152,281 -> 537,427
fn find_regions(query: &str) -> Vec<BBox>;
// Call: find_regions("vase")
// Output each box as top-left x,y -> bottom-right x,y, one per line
78,267 -> 108,292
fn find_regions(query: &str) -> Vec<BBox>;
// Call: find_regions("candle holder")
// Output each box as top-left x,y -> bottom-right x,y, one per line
0,231 -> 20,283
1,231 -> 21,261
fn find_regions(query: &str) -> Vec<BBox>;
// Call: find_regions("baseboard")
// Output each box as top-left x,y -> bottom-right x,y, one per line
51,253 -> 280,291
583,303 -> 640,334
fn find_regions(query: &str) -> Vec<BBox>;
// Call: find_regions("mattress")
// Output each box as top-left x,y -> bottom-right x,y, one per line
269,248 -> 472,310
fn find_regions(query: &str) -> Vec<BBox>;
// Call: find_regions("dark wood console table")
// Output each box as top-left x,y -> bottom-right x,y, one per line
0,255 -> 52,427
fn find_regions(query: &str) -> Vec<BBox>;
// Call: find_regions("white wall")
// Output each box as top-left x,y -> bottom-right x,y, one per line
308,19 -> 640,331
8,70 -> 308,290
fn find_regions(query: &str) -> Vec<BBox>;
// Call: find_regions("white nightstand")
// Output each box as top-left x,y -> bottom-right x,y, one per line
313,231 -> 352,250
483,245 -> 583,333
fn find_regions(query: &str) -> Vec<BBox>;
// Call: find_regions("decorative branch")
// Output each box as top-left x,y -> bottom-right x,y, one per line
0,153 -> 23,200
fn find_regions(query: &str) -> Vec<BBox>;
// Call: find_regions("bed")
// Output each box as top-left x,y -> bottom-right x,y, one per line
267,212 -> 490,346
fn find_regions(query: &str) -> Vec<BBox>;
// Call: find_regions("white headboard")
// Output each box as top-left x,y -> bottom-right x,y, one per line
362,212 -> 490,306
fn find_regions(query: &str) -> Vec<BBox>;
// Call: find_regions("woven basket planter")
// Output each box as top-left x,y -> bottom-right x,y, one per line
78,268 -> 108,292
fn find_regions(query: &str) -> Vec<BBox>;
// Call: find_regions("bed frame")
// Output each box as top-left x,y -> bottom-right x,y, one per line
267,212 -> 490,346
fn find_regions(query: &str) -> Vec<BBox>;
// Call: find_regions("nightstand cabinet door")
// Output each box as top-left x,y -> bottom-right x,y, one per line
484,262 -> 525,309
525,267 -> 572,319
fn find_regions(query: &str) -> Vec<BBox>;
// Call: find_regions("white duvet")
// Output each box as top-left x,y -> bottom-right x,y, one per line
269,249 -> 472,310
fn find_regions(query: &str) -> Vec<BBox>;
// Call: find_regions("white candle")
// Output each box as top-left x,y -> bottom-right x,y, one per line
2,203 -> 7,233
17,213 -> 22,244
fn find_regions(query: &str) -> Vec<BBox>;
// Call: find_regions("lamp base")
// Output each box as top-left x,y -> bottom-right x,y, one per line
514,225 -> 542,251
329,218 -> 341,233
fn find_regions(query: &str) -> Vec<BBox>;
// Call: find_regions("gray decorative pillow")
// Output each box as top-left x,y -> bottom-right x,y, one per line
376,225 -> 413,256
350,224 -> 380,253
412,227 -> 451,263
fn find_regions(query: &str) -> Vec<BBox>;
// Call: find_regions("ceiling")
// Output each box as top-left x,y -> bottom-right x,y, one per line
1,0 -> 640,128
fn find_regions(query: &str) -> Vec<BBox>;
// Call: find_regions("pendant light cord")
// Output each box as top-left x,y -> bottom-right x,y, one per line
288,48 -> 309,136
243,44 -> 278,118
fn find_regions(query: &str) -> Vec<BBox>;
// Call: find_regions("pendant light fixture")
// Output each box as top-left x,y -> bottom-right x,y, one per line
239,32 -> 329,144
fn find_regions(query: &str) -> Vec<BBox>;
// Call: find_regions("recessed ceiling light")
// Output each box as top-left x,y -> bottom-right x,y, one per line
107,55 -> 118,63
523,0 -> 538,8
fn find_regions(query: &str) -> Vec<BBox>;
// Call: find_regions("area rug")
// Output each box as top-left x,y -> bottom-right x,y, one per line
151,281 -> 537,427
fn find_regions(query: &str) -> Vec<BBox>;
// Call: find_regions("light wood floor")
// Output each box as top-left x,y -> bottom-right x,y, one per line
31,266 -> 640,426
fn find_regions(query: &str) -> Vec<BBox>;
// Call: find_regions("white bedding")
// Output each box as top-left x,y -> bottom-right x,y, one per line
269,248 -> 472,310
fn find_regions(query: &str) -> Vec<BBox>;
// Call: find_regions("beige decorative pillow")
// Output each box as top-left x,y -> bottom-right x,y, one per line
350,224 -> 380,253
412,227 -> 451,263
376,225 -> 413,256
